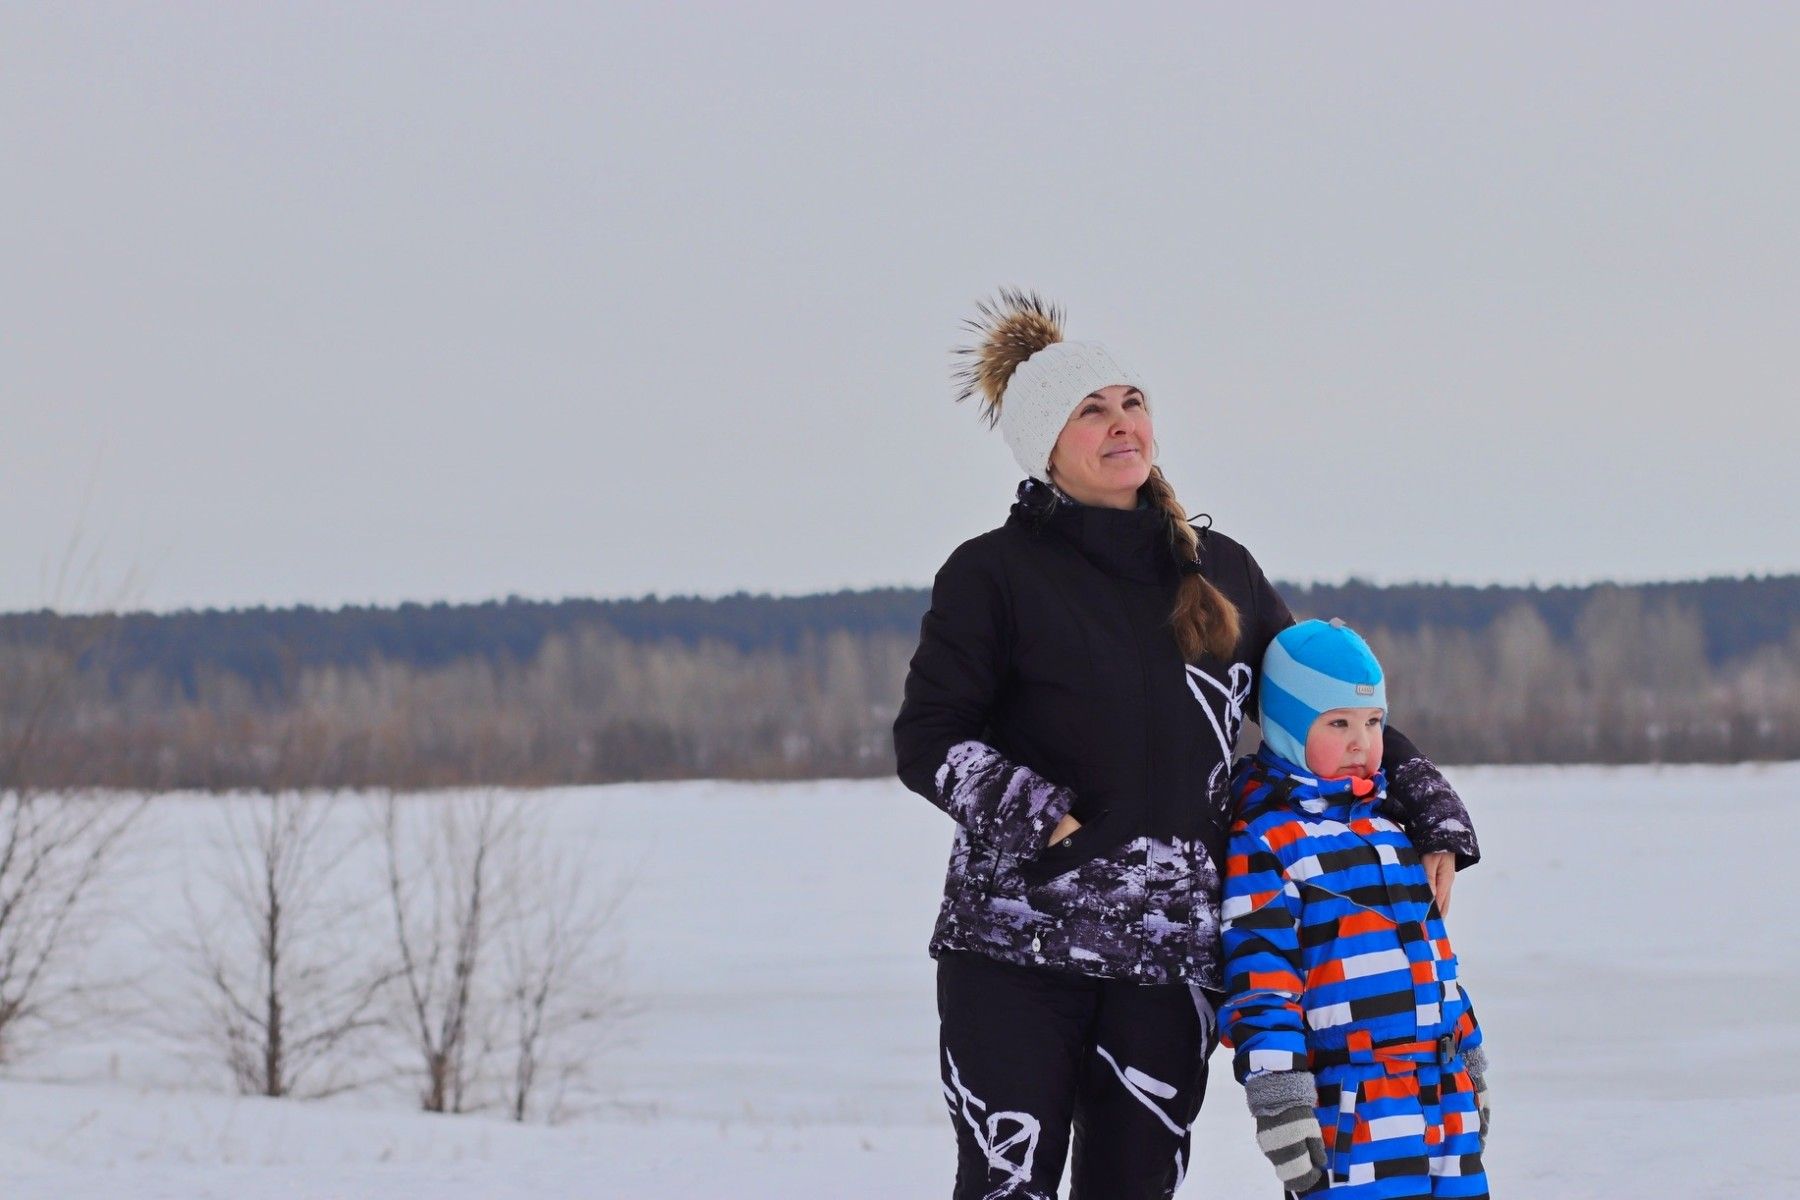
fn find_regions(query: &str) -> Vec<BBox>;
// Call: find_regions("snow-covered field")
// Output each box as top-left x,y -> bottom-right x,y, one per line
3,764 -> 1797,1198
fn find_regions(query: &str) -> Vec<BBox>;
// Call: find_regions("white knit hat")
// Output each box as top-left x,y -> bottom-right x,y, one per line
1000,341 -> 1144,483
954,290 -> 1146,483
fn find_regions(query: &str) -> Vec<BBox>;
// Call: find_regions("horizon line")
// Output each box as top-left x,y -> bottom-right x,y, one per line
7,569 -> 1798,621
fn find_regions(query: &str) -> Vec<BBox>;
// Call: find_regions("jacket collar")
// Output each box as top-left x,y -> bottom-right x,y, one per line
1249,747 -> 1388,813
1008,478 -> 1174,585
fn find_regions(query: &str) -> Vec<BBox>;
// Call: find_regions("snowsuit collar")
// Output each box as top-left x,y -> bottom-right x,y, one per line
1007,477 -> 1178,585
1238,747 -> 1389,816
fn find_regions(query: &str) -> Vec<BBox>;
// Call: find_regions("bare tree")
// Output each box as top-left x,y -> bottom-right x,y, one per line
0,788 -> 144,1062
0,532 -> 146,1062
378,789 -> 632,1120
181,790 -> 389,1097
380,790 -> 515,1114
493,823 -> 632,1123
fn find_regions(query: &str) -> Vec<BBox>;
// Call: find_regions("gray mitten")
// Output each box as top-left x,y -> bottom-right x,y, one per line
1464,1045 -> 1491,1146
1245,1071 -> 1327,1193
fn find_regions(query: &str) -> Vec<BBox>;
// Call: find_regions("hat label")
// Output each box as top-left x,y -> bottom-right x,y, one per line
1356,684 -> 1375,695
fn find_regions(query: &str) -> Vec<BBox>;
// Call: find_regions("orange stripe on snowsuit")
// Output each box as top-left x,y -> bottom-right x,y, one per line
1250,969 -> 1303,991
1359,1075 -> 1415,1102
1307,959 -> 1345,987
1342,1039 -> 1435,1063
1339,910 -> 1394,936
1263,821 -> 1306,851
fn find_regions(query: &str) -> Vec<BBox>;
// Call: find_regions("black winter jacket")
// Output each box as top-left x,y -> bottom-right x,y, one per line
893,481 -> 1480,988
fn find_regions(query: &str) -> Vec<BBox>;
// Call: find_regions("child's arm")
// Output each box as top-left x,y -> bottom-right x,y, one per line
1456,1001 -> 1490,1145
1219,819 -> 1309,1080
1457,997 -> 1484,1056
1220,819 -> 1328,1192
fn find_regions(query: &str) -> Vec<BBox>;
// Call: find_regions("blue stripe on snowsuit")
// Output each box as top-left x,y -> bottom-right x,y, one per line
1219,750 -> 1488,1198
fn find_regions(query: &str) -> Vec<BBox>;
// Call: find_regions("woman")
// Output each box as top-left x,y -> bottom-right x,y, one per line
893,291 -> 1479,1200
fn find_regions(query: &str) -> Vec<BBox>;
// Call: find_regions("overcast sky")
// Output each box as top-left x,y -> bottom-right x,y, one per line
4,4 -> 1797,613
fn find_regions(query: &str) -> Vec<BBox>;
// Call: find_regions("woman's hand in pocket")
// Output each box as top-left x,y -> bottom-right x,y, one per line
1046,812 -> 1082,847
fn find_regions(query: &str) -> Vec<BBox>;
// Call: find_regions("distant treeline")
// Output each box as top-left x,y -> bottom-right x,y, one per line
2,575 -> 1797,790
7,575 -> 1796,700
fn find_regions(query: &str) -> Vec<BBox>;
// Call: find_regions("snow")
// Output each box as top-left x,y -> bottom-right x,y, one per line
2,763 -> 1796,1197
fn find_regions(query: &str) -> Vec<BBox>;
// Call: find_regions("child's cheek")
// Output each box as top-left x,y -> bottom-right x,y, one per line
1302,728 -> 1336,776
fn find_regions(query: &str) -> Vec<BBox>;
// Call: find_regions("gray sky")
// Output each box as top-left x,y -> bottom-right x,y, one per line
5,3 -> 1797,613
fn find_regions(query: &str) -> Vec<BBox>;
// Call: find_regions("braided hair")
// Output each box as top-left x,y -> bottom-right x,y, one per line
1140,467 -> 1241,662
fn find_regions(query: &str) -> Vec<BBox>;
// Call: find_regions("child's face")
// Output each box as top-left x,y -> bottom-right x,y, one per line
1303,706 -> 1385,779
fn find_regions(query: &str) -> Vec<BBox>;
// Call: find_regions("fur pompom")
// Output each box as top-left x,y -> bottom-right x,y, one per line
952,288 -> 1065,426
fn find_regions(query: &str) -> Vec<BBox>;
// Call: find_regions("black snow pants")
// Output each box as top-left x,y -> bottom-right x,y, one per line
937,949 -> 1218,1200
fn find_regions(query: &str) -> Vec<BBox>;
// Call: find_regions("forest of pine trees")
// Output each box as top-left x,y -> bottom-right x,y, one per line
2,578 -> 1796,790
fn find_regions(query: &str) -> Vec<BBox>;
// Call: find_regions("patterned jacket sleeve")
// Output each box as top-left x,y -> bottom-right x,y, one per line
1241,544 -> 1482,870
1381,730 -> 1481,869
892,541 -> 1074,860
1218,818 -> 1310,1082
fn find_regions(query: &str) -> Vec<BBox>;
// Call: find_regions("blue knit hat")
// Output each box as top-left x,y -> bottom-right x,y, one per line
1259,618 -> 1388,770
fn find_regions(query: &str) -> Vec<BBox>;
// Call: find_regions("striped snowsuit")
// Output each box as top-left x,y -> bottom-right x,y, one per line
1219,752 -> 1488,1198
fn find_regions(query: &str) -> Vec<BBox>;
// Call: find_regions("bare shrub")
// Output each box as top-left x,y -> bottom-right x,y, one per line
180,791 -> 389,1097
378,789 -> 629,1119
380,790 -> 505,1114
0,536 -> 146,1062
0,788 -> 144,1062
494,822 -> 630,1123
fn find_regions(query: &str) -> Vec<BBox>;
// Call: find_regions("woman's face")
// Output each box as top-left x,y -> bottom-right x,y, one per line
1046,385 -> 1153,509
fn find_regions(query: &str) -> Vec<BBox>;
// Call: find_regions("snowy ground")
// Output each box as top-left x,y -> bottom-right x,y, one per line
2,763 -> 1797,1198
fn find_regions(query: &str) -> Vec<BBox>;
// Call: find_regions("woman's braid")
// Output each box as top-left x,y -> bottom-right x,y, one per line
1142,467 -> 1241,662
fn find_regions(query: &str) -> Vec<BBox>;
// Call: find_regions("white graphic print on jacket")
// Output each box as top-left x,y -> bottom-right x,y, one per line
931,802 -> 1224,988
1183,661 -> 1253,797
935,740 -> 1072,859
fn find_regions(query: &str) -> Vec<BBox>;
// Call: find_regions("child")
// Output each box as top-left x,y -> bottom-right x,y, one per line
1219,619 -> 1490,1198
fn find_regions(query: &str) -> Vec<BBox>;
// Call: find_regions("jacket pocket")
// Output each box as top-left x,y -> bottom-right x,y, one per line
962,840 -> 1002,896
1016,810 -> 1118,885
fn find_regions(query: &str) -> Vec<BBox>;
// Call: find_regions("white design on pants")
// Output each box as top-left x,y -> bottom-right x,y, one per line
1095,1044 -> 1191,1190
1190,984 -> 1218,1058
942,1048 -> 1044,1198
